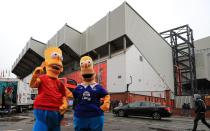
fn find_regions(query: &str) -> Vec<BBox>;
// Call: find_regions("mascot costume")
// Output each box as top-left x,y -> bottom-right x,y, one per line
30,47 -> 68,131
73,56 -> 110,131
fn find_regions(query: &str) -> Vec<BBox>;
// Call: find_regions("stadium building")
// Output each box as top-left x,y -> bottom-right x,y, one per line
11,2 -> 210,109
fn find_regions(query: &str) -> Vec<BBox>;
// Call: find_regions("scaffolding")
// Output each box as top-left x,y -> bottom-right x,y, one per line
160,25 -> 197,96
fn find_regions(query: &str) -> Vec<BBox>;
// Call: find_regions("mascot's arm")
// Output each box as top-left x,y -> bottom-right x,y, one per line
100,95 -> 110,112
65,87 -> 73,99
59,96 -> 68,115
29,63 -> 45,88
59,83 -> 70,115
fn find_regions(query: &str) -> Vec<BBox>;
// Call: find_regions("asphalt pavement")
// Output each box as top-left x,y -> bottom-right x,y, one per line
0,111 -> 210,131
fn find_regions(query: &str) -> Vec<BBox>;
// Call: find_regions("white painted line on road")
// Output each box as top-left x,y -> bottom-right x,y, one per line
18,116 -> 31,118
3,129 -> 22,131
0,116 -> 31,120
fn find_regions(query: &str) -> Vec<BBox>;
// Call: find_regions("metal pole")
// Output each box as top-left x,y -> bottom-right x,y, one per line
123,36 -> 126,53
108,43 -> 111,58
97,54 -> 101,84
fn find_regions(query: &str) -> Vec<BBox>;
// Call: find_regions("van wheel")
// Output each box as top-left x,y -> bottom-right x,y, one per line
152,112 -> 161,120
118,110 -> 125,117
17,106 -> 23,113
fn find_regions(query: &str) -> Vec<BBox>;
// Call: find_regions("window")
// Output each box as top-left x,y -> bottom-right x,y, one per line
141,102 -> 155,107
149,103 -> 156,107
129,102 -> 140,107
141,102 -> 149,106
155,103 -> 161,107
67,79 -> 77,85
139,56 -> 143,62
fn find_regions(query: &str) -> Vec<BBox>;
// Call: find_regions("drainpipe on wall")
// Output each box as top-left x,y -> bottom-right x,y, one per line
165,90 -> 171,107
126,76 -> 132,103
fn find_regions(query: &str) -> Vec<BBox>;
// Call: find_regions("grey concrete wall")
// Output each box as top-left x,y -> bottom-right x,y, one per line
195,36 -> 210,81
126,45 -> 169,92
12,38 -> 46,70
125,3 -> 174,92
80,3 -> 126,55
47,25 -> 81,55
195,36 -> 210,50
107,53 -> 126,92
29,38 -> 46,57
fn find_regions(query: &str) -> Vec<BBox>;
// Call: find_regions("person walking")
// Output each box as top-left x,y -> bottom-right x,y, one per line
186,103 -> 191,117
118,100 -> 123,107
192,94 -> 210,131
182,103 -> 187,116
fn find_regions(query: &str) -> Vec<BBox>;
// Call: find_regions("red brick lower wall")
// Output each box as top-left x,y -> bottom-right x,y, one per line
110,92 -> 129,104
110,92 -> 173,107
172,108 -> 194,116
172,108 -> 210,118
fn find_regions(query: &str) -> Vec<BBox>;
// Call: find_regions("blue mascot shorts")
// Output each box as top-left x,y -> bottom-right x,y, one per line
74,115 -> 104,131
33,109 -> 63,131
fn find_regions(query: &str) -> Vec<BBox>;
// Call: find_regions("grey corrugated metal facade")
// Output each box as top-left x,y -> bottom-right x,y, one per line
12,38 -> 46,78
12,2 -> 174,91
194,36 -> 210,94
194,36 -> 210,81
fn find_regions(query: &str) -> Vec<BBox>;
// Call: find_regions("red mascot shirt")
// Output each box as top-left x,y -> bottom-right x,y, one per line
34,75 -> 66,111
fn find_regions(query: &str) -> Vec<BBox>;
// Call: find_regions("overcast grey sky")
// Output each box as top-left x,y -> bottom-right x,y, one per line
0,0 -> 210,77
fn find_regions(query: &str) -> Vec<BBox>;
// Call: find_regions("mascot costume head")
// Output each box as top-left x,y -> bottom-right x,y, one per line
80,56 -> 96,84
44,47 -> 63,78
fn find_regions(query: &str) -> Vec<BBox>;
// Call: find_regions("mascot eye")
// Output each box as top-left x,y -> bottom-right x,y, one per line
51,52 -> 63,61
80,62 -> 84,66
51,52 -> 58,58
87,60 -> 91,64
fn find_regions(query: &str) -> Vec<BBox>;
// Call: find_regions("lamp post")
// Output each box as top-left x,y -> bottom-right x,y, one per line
126,76 -> 132,103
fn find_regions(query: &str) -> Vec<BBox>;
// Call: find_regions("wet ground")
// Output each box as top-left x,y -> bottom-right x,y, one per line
0,111 -> 210,131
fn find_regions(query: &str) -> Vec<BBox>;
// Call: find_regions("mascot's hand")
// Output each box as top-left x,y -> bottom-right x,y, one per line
33,62 -> 45,76
30,62 -> 45,88
100,95 -> 110,112
100,103 -> 110,112
59,97 -> 68,115
65,87 -> 73,99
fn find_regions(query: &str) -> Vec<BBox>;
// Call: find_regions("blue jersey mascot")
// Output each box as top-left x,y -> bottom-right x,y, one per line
73,56 -> 110,131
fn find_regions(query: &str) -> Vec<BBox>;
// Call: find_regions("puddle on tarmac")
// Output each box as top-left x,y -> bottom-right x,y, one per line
186,129 -> 205,131
150,127 -> 206,131
111,128 -> 121,130
0,116 -> 26,122
149,127 -> 173,131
